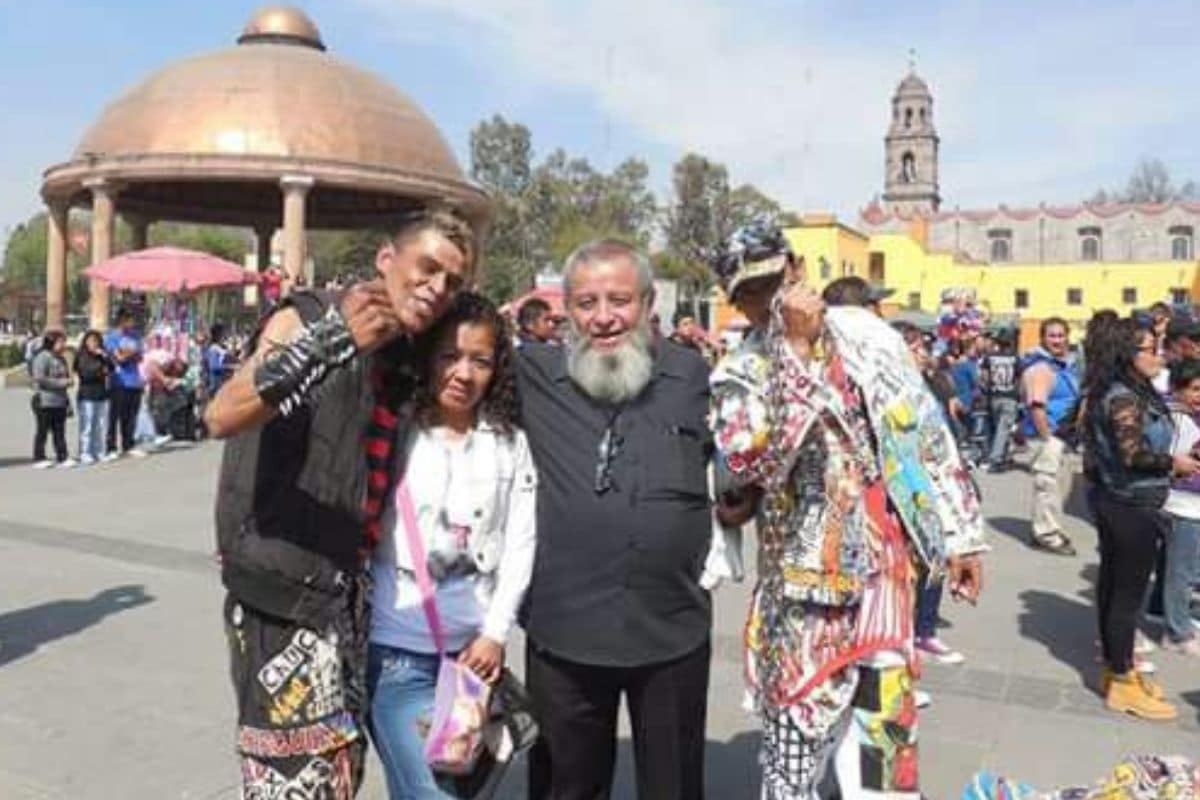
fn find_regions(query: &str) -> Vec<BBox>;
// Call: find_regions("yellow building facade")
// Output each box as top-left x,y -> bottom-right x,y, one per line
709,214 -> 1199,350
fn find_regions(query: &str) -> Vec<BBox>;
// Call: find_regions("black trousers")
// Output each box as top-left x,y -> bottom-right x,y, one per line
1094,493 -> 1165,673
33,406 -> 67,462
527,639 -> 710,800
106,386 -> 143,453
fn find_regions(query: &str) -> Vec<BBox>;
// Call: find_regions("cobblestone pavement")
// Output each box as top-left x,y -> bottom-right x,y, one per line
0,388 -> 1195,799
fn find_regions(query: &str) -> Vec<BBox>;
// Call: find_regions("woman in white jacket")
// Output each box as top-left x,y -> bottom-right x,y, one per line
367,292 -> 536,799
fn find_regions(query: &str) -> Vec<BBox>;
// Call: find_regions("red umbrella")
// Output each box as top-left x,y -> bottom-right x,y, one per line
83,246 -> 258,292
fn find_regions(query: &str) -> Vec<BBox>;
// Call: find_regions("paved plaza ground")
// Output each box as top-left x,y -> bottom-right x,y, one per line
0,386 -> 1196,799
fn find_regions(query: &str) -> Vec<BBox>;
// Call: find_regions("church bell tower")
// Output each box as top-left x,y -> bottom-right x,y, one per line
883,62 -> 941,217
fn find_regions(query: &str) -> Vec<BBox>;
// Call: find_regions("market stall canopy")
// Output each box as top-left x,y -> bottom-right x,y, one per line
83,246 -> 257,292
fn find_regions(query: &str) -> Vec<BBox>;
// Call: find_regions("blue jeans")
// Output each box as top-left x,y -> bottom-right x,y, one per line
366,643 -> 455,800
987,397 -> 1020,467
78,398 -> 108,460
915,568 -> 944,639
1161,515 -> 1200,642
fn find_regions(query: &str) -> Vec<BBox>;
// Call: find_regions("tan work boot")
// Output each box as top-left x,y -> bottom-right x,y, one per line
1105,671 -> 1177,721
1101,666 -> 1165,700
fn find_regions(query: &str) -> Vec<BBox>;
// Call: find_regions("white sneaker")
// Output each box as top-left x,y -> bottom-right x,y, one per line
153,434 -> 172,447
1134,631 -> 1157,655
1164,638 -> 1200,657
915,636 -> 966,665
56,459 -> 77,469
913,689 -> 932,708
31,460 -> 54,470
100,452 -> 121,462
127,448 -> 149,459
79,454 -> 96,466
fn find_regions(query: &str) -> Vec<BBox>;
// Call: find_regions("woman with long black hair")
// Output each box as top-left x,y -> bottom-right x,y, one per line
30,330 -> 73,468
1083,318 -> 1196,720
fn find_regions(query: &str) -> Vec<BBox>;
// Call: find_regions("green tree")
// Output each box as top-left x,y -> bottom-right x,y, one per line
663,153 -> 732,269
308,229 -> 382,284
470,115 -> 539,303
2,211 -> 91,312
469,115 -> 660,303
2,212 -> 50,291
148,222 -> 249,263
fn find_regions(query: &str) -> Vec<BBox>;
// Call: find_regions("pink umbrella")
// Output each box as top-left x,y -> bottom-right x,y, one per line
83,246 -> 258,292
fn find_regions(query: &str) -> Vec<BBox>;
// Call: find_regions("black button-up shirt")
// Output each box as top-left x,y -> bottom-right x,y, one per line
517,340 -> 713,667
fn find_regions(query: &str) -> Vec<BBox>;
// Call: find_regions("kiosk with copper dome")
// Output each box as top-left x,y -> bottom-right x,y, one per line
40,6 -> 488,330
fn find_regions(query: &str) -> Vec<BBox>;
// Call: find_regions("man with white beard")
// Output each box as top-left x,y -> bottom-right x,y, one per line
515,239 -> 713,800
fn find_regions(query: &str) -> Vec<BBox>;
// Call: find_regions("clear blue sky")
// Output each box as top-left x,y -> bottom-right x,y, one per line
3,0 -> 1199,249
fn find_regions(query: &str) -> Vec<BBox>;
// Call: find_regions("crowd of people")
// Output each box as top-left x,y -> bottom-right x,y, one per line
21,205 -> 1198,797
25,310 -> 242,468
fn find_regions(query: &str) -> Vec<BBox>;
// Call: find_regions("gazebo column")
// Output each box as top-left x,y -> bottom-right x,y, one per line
127,214 -> 150,251
44,200 -> 70,331
280,175 -> 314,292
85,178 -> 120,330
254,225 -> 274,273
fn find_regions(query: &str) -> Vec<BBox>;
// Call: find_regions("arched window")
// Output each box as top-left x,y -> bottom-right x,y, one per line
1079,226 -> 1102,261
1170,226 -> 1193,260
901,152 -> 916,183
991,238 -> 1010,262
904,107 -> 913,129
919,107 -> 926,124
988,228 -> 1012,263
819,257 -> 831,279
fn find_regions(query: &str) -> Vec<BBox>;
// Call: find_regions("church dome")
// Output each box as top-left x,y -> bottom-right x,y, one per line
896,71 -> 931,97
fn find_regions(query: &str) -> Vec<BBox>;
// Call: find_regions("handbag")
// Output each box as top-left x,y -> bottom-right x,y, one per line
394,474 -> 538,798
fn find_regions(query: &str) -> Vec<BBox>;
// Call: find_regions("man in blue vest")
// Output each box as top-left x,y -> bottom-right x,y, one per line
1022,317 -> 1081,555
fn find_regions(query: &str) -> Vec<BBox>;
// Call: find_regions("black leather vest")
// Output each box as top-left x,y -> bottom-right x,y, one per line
215,293 -> 379,626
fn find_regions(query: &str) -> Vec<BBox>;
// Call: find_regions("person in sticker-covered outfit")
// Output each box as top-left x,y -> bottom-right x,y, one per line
707,222 -> 987,799
204,207 -> 479,799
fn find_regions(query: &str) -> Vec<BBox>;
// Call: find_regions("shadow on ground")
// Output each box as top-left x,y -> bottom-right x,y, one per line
1017,589 -> 1096,689
1181,690 -> 1200,727
0,455 -> 34,469
495,732 -> 761,798
987,516 -> 1032,546
0,584 -> 154,667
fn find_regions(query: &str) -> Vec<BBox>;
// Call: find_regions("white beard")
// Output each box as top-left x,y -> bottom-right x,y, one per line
566,322 -> 654,405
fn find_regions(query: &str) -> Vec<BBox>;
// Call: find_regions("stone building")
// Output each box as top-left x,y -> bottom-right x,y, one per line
861,68 -> 1200,275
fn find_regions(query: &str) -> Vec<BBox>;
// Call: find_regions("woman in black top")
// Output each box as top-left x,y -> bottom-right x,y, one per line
1084,318 -> 1196,721
73,329 -> 112,465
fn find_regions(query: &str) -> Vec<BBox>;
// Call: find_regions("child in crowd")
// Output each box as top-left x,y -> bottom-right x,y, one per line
1155,357 -> 1200,655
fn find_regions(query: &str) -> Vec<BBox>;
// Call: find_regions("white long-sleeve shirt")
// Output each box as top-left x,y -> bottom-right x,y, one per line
370,423 -> 537,653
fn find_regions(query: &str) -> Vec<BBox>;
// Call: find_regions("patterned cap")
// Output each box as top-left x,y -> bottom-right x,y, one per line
708,220 -> 793,298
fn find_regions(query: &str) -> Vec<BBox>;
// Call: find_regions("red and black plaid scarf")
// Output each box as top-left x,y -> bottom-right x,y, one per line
362,362 -> 406,551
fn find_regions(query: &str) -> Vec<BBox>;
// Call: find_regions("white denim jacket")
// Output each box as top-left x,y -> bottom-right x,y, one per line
371,421 -> 538,651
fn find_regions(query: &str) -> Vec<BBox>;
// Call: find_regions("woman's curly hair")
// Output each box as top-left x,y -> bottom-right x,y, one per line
410,291 -> 518,436
1082,316 -> 1164,431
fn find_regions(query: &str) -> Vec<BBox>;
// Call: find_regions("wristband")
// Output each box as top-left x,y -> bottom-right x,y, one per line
254,305 -> 358,416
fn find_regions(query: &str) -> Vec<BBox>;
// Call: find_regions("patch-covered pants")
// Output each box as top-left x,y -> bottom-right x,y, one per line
223,589 -> 368,800
761,651 -> 920,800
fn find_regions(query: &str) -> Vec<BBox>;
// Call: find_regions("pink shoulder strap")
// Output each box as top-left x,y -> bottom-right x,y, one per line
394,472 -> 446,654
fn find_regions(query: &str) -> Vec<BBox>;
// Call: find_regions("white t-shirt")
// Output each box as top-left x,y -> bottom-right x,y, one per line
370,424 -> 536,653
1164,409 -> 1200,520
